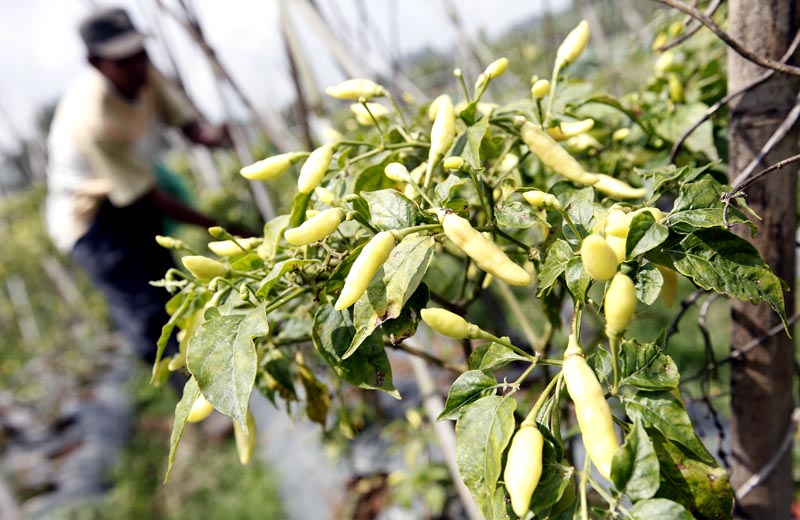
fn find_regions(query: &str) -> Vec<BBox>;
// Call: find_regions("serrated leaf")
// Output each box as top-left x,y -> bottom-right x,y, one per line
165,376 -> 201,482
566,256 -> 591,302
665,228 -> 787,326
618,337 -> 679,390
346,234 -> 435,357
256,259 -> 318,298
354,151 -> 394,193
611,417 -> 660,501
537,239 -> 573,295
186,308 -> 264,430
627,212 -> 669,258
455,395 -> 516,518
495,201 -> 543,229
469,342 -> 530,371
634,263 -> 664,306
629,498 -> 694,520
651,430 -> 733,519
624,391 -> 714,463
438,370 -> 497,421
361,189 -> 421,230
311,304 -> 398,397
552,183 -> 596,240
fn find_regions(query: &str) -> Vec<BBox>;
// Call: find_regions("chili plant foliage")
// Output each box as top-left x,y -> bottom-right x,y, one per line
154,19 -> 781,520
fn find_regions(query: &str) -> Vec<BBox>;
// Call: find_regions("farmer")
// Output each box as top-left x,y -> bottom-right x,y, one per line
45,7 -> 230,363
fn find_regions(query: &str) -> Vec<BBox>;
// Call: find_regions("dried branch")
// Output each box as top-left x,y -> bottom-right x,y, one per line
656,0 -> 722,52
669,27 -> 800,163
697,293 -> 720,379
394,340 -> 466,375
654,0 -> 800,75
702,393 -> 730,468
735,406 -> 800,501
730,90 -> 800,189
682,311 -> 800,385
666,289 -> 707,344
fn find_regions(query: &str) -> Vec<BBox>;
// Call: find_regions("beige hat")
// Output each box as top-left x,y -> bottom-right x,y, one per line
79,7 -> 146,60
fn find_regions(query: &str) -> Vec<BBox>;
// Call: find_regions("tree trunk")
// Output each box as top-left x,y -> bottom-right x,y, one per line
728,1 -> 799,518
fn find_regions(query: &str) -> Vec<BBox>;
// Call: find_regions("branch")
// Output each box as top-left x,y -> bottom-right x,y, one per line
656,0 -> 722,52
735,406 -> 800,501
697,293 -> 720,379
682,311 -> 800,384
730,89 -> 800,189
393,340 -> 466,374
669,25 -> 800,163
666,289 -> 707,344
654,0 -> 800,75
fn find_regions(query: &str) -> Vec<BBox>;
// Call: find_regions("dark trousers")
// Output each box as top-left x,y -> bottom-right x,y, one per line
71,196 -> 178,363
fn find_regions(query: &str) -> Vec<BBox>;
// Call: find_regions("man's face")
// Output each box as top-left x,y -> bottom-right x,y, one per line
94,50 -> 150,99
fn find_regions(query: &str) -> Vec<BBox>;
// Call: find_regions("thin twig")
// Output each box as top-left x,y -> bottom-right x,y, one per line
654,0 -> 800,76
727,153 -> 800,198
666,289 -> 707,344
702,393 -> 730,469
656,0 -> 722,52
393,340 -> 465,374
682,311 -> 800,384
669,27 -> 800,163
730,90 -> 800,189
735,406 -> 800,501
697,293 -> 720,379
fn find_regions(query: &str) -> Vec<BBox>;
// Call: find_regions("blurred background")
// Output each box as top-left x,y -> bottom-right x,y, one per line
0,1 -> 692,519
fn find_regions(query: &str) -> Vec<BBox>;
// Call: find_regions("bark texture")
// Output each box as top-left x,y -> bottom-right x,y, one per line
728,1 -> 799,518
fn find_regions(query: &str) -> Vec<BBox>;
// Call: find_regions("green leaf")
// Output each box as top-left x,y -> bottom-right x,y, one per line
288,191 -> 311,228
296,358 -> 330,428
435,173 -> 468,203
537,239 -> 572,296
651,430 -> 733,519
624,390 -> 714,463
552,183 -> 596,240
618,337 -> 679,390
665,228 -> 787,325
256,259 -> 318,298
455,395 -> 516,518
495,201 -> 543,229
656,102 -> 718,160
346,234 -> 435,357
627,212 -> 669,258
381,283 -> 429,345
611,417 -> 660,501
259,214 -> 290,260
361,189 -> 421,230
186,307 -> 265,430
665,178 -> 753,233
529,428 -> 574,517
571,93 -> 651,134
629,498 -> 694,520
353,151 -> 394,193
462,116 -> 489,170
311,304 -> 399,397
229,253 -> 263,272
438,370 -> 497,421
165,376 -> 201,482
634,263 -> 664,306
469,342 -> 529,371
565,256 -> 591,302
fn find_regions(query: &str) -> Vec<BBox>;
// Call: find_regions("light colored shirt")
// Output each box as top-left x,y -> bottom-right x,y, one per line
45,65 -> 197,252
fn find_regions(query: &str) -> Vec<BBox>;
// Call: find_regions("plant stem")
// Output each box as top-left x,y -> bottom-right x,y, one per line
264,286 -> 310,314
494,281 -> 549,352
544,62 -> 561,128
522,371 -> 563,426
579,450 -> 590,520
610,334 -> 621,395
386,92 -> 410,132
556,207 -> 582,241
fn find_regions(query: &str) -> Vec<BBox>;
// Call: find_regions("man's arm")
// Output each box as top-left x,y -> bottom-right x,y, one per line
180,121 -> 230,148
